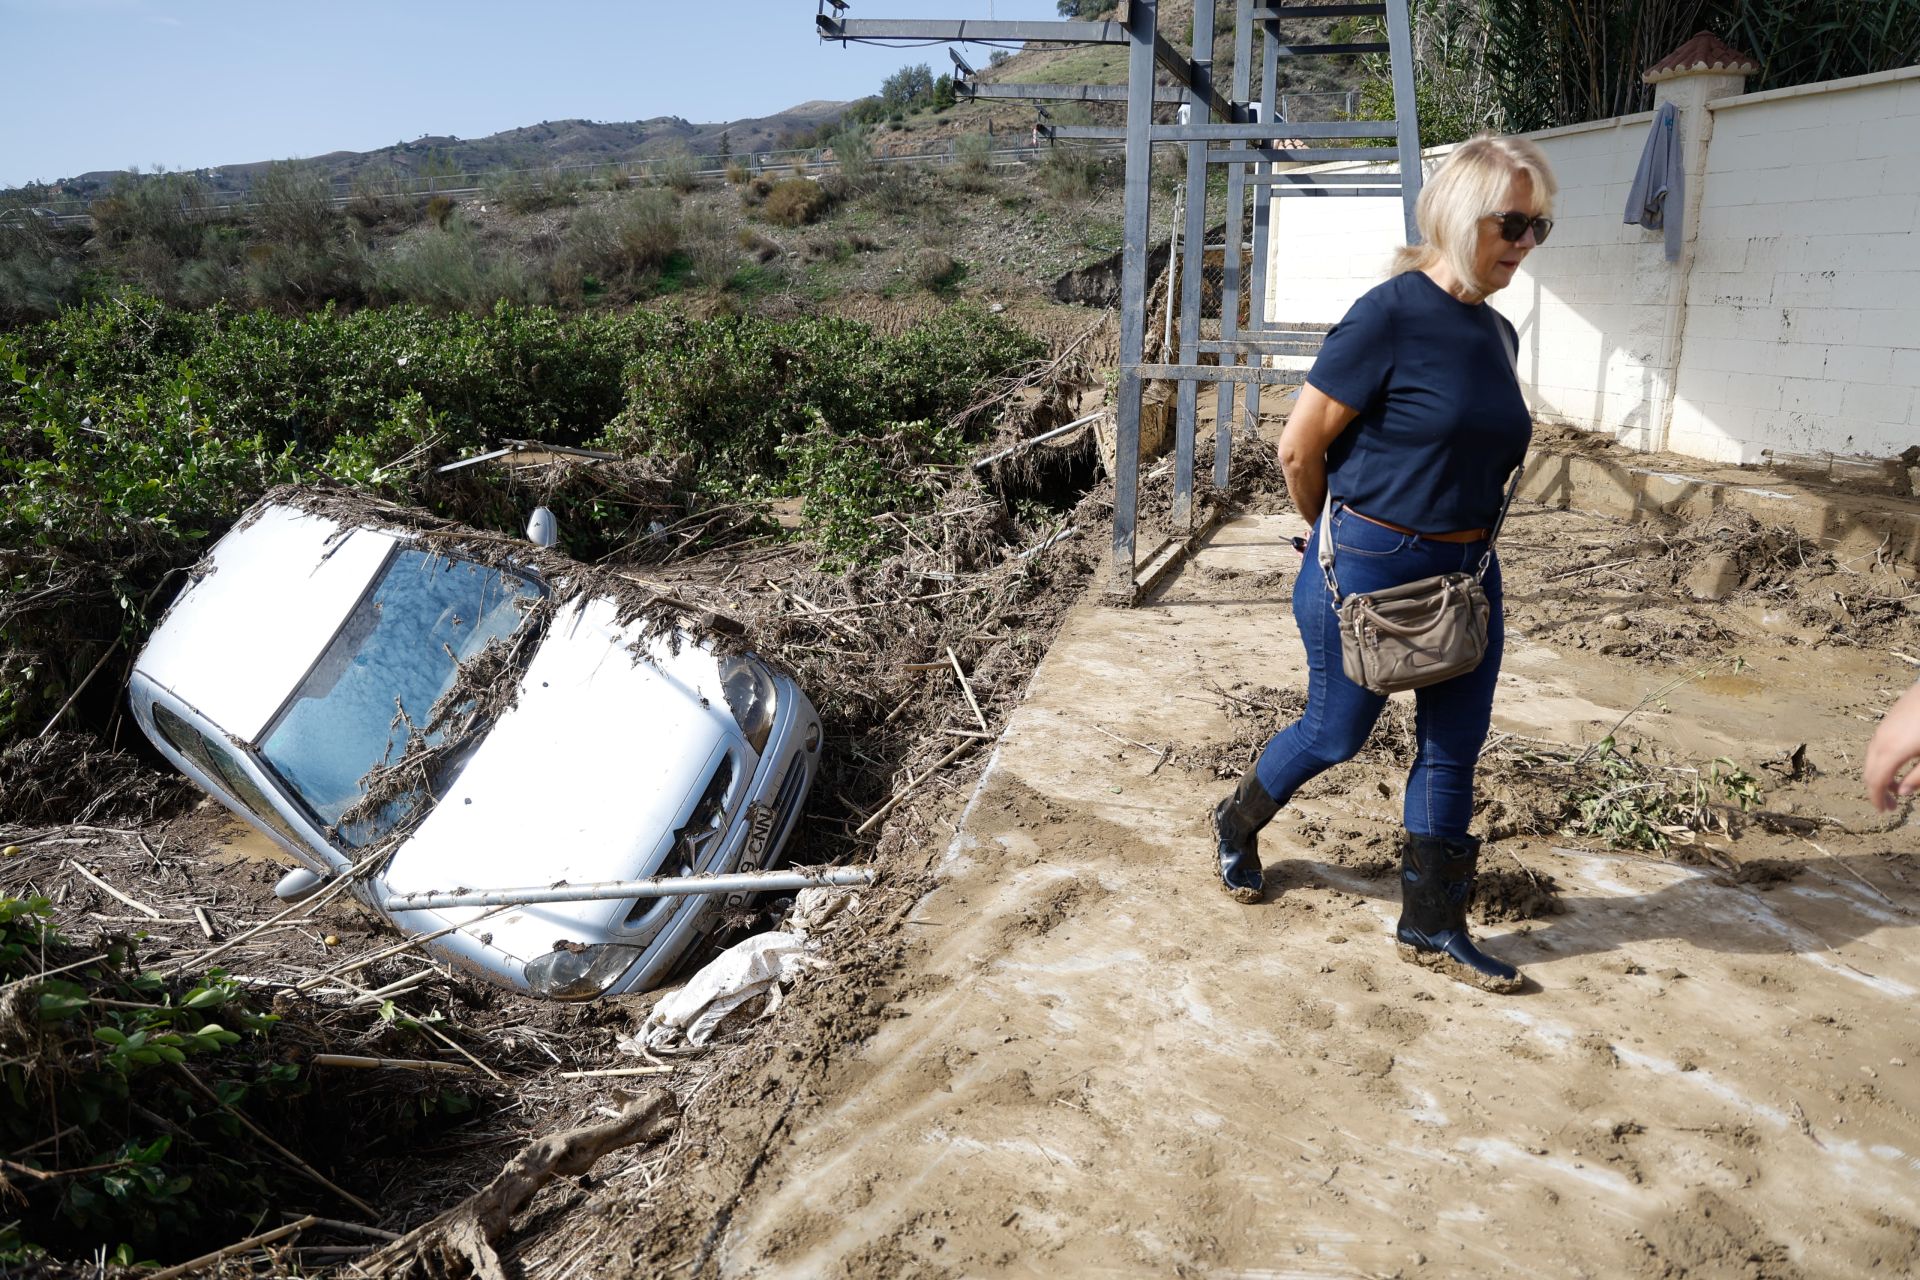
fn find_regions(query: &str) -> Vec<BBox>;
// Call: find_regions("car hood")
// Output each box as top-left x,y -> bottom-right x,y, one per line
379,595 -> 746,967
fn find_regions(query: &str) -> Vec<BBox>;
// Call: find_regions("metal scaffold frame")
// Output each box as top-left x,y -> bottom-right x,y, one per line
817,0 -> 1422,598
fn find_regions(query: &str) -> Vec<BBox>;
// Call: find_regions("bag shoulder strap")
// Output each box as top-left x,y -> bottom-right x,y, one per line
1477,321 -> 1528,579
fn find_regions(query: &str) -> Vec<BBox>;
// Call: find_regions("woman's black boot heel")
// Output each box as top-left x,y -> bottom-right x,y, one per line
1395,833 -> 1523,993
1211,771 -> 1278,904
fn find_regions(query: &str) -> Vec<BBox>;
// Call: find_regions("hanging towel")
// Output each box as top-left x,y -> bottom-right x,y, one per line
1625,101 -> 1683,263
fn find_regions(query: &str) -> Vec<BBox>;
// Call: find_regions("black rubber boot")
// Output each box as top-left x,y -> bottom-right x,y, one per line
1395,833 -> 1523,993
1211,769 -> 1279,904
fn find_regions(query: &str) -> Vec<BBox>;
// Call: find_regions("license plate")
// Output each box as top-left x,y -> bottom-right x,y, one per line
740,801 -> 777,869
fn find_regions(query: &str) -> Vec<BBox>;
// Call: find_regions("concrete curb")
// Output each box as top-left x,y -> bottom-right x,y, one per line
1520,446 -> 1920,566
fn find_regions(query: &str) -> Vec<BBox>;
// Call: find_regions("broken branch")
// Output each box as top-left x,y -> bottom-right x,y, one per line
855,739 -> 981,836
67,859 -> 161,919
311,1053 -> 474,1074
363,1091 -> 678,1280
948,646 -> 988,733
146,1215 -> 319,1280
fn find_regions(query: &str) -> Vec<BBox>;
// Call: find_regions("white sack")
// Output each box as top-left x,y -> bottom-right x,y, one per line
626,887 -> 858,1052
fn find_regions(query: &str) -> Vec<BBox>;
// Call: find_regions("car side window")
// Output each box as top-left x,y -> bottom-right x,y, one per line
151,703 -> 314,854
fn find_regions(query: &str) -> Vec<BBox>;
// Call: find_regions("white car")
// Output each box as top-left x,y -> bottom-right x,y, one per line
127,496 -> 822,999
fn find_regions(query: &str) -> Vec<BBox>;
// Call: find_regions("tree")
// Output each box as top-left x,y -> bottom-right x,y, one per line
932,73 -> 956,111
1056,0 -> 1108,14
880,63 -> 935,110
1354,0 -> 1920,145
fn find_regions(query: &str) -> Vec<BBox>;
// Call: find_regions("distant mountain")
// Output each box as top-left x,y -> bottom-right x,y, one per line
47,101 -> 853,200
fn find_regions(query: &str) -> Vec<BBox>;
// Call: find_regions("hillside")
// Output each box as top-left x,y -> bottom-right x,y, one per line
15,0 -> 1371,207
44,101 -> 853,203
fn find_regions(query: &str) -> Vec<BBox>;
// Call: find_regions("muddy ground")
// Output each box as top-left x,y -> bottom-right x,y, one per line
669,484 -> 1920,1277
7,424 -> 1920,1277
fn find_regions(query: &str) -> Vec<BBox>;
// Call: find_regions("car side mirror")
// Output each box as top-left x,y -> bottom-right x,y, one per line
527,506 -> 558,548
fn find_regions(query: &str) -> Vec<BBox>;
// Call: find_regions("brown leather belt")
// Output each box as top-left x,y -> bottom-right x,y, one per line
1343,505 -> 1488,544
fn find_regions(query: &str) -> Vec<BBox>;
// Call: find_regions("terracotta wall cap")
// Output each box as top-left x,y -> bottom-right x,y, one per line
1644,31 -> 1760,84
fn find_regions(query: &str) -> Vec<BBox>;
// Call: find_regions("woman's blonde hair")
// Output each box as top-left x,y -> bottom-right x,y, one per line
1391,133 -> 1558,295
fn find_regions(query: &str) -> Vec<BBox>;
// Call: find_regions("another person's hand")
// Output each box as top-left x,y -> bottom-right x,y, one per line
1864,680 -> 1920,811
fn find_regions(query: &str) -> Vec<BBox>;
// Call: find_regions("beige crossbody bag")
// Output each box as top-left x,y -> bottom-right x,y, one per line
1316,468 -> 1519,696
1317,327 -> 1525,696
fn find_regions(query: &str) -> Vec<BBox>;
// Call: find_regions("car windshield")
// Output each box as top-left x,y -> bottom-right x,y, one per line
259,547 -> 541,846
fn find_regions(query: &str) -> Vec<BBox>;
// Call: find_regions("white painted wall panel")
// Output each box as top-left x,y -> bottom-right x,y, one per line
1671,71 -> 1920,463
1263,65 -> 1920,465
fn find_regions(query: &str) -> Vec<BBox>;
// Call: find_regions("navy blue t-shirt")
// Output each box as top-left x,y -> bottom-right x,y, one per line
1305,270 -> 1531,533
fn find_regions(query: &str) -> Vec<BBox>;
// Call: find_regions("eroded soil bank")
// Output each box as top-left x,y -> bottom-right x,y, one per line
702,502 -> 1920,1279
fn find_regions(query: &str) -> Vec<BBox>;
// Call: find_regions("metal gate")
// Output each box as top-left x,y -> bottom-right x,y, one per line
817,0 -> 1423,596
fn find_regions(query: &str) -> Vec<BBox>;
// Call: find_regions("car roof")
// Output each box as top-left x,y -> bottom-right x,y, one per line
135,503 -> 399,742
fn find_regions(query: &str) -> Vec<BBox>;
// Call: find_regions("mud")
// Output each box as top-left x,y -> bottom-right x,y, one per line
670,496 -> 1920,1279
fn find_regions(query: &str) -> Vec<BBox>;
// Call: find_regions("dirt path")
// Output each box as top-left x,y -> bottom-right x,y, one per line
715,508 -> 1920,1277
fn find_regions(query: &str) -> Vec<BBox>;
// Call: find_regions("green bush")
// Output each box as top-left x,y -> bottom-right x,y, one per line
89,171 -> 210,263
912,249 -> 964,293
87,172 -> 237,305
763,177 -> 829,227
603,306 -> 1043,484
1040,145 -> 1115,201
604,189 -> 682,273
238,164 -> 366,308
370,216 -> 545,312
0,224 -> 80,325
250,160 -> 339,248
482,167 -> 573,214
682,206 -> 739,289
346,173 -> 418,226
776,414 -> 969,563
0,895 -> 305,1264
866,169 -> 922,218
829,128 -> 874,187
954,132 -> 993,175
653,150 -> 700,194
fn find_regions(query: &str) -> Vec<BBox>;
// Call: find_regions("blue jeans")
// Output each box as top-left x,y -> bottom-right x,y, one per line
1253,507 -> 1504,839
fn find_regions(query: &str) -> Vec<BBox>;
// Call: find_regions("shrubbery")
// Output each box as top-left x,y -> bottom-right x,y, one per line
557,189 -> 683,298
368,215 -> 546,312
0,895 -> 303,1265
604,306 -> 1041,483
0,295 -> 1042,745
762,177 -> 830,227
0,892 -> 487,1266
653,150 -> 701,194
829,128 -> 874,187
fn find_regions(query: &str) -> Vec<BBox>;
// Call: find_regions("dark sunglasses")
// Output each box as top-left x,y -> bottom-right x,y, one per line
1487,211 -> 1553,244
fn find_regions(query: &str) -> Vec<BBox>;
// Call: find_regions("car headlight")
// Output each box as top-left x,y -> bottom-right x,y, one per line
718,654 -> 778,755
524,943 -> 643,1000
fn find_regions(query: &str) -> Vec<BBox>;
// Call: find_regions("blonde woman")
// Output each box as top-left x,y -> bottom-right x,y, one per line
1210,135 -> 1555,994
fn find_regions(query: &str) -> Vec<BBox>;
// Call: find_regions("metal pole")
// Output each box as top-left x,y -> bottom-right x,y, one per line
1245,14 -> 1282,442
1110,0 -> 1158,588
1383,0 -> 1423,244
1216,0 -> 1257,489
1172,0 -> 1217,530
382,867 -> 876,913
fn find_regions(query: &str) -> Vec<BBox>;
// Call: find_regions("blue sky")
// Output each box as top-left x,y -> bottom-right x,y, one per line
0,0 -> 1065,187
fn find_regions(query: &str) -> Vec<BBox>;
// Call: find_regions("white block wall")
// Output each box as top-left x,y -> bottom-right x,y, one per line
1263,185 -> 1406,327
1667,70 -> 1920,464
1267,114 -> 1677,451
1264,65 -> 1920,465
1487,113 -> 1672,451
